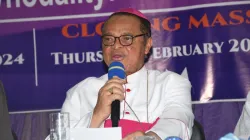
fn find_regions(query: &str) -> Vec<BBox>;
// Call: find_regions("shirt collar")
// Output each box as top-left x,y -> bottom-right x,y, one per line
126,65 -> 147,85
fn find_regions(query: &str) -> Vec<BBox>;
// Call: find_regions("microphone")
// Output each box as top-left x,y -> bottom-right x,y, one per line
164,136 -> 182,140
108,61 -> 125,127
219,133 -> 244,140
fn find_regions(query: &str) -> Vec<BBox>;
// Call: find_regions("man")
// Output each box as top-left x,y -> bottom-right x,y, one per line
60,8 -> 194,140
0,80 -> 15,140
234,92 -> 250,139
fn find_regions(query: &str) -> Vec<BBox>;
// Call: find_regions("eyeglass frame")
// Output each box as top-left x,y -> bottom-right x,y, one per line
101,33 -> 150,47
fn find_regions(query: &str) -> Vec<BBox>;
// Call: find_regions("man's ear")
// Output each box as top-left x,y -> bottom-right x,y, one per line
145,37 -> 152,55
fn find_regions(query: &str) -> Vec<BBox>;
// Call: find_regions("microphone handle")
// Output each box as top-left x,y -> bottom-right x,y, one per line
111,100 -> 120,127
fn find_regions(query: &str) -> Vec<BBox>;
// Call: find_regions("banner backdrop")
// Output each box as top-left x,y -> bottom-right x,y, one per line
0,0 -> 250,111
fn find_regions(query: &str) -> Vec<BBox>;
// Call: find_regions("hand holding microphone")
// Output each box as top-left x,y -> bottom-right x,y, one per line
92,61 -> 126,127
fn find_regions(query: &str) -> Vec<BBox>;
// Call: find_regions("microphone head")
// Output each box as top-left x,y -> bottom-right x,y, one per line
108,61 -> 125,79
164,136 -> 182,140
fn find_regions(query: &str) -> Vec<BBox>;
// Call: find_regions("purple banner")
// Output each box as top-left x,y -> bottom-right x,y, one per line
0,1 -> 250,111
0,0 -> 248,35
0,0 -> 243,19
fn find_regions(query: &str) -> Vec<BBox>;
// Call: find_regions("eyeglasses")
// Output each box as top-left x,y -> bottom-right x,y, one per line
101,33 -> 148,47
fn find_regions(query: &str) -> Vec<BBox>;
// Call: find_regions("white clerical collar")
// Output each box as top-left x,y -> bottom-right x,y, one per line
126,65 -> 147,84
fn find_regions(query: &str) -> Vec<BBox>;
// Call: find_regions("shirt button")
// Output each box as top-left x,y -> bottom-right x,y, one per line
126,88 -> 131,92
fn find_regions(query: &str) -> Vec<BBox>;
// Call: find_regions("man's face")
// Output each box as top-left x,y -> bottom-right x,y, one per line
102,15 -> 152,75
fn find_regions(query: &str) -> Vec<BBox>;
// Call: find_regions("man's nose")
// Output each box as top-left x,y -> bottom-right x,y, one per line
112,38 -> 123,49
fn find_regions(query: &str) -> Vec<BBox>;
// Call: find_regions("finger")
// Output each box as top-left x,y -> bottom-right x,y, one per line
107,77 -> 126,84
113,76 -> 126,80
107,87 -> 113,93
98,87 -> 113,96
112,87 -> 125,96
103,89 -> 113,96
109,93 -> 125,102
104,83 -> 125,93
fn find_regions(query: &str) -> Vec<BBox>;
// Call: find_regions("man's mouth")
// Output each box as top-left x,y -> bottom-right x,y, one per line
112,54 -> 123,61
